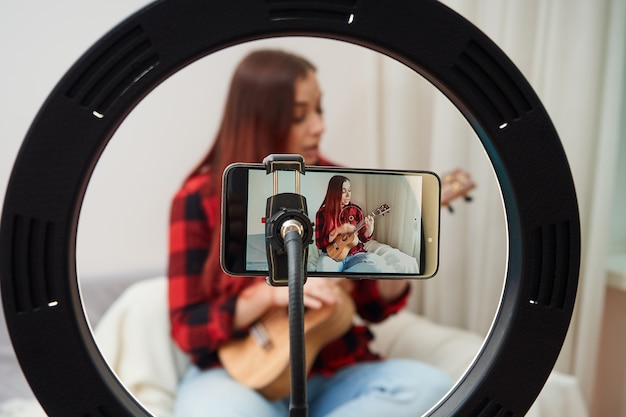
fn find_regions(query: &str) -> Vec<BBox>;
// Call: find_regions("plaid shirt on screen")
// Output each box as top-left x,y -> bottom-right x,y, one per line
168,166 -> 409,375
315,203 -> 371,256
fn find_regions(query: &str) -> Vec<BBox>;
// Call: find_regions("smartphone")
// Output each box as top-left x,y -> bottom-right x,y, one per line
221,163 -> 441,279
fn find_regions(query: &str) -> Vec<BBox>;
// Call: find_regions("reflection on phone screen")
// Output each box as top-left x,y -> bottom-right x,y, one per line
244,169 -> 426,276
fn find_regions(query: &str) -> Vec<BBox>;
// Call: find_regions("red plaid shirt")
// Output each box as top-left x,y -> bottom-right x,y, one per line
315,203 -> 371,256
168,160 -> 409,375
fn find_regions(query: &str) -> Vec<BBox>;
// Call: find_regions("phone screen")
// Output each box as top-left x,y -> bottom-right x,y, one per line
222,164 -> 441,279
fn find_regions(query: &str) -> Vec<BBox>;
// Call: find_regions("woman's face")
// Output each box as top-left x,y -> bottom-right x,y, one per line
285,69 -> 325,165
341,180 -> 351,206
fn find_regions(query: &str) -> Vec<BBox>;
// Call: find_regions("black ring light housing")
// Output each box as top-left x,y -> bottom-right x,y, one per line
0,1 -> 580,416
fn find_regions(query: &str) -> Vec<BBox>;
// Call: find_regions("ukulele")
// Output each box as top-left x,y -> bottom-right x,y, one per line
218,284 -> 355,401
218,169 -> 475,400
440,169 -> 476,211
325,204 -> 391,262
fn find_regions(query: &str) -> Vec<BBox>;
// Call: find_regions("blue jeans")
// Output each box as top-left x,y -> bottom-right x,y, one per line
317,252 -> 392,274
174,359 -> 453,417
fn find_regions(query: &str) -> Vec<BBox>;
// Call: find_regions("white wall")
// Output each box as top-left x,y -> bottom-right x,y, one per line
1,1 -> 403,280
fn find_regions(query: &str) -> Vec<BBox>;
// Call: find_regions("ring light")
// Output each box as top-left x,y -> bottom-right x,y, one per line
0,1 -> 580,416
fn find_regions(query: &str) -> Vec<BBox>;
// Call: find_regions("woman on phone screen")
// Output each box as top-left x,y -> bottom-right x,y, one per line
315,175 -> 391,274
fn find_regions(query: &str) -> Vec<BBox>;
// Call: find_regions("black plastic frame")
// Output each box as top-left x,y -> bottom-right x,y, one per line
0,1 -> 580,416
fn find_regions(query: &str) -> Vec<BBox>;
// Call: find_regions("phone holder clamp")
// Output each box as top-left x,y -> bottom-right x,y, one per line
263,154 -> 313,287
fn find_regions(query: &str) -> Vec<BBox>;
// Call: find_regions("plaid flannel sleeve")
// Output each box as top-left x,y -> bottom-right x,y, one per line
352,206 -> 372,243
351,279 -> 409,323
168,187 -> 240,367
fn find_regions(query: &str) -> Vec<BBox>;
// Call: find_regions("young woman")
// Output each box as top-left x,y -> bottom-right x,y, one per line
168,49 -> 452,417
315,175 -> 390,273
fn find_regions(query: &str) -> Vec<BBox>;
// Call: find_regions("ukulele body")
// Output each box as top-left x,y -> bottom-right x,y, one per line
326,233 -> 358,262
218,288 -> 355,400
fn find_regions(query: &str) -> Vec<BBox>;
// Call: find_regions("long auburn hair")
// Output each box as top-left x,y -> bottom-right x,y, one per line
193,49 -> 316,296
188,49 -> 316,182
319,175 -> 350,235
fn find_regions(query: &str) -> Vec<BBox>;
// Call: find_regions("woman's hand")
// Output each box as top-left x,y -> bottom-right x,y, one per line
376,279 -> 409,303
269,278 -> 352,310
364,215 -> 374,237
329,223 -> 355,242
340,223 -> 356,234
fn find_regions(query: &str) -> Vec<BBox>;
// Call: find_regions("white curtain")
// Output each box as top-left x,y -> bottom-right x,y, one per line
361,174 -> 422,258
365,0 -> 626,406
